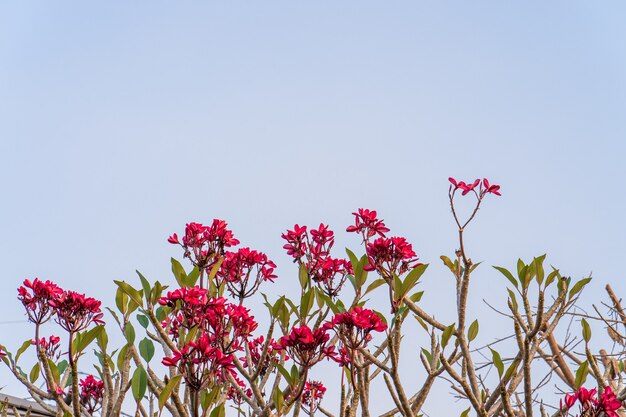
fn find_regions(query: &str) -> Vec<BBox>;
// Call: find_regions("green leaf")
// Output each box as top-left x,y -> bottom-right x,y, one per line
346,248 -> 359,273
581,319 -> 591,343
114,280 -> 143,309
299,288 -> 315,319
208,257 -> 223,281
272,387 -> 284,416
569,277 -> 592,299
534,255 -> 546,285
490,348 -> 504,377
441,323 -> 455,348
136,270 -> 152,303
171,258 -> 188,288
460,407 -> 471,417
401,264 -> 428,298
299,263 -> 309,289
421,348 -> 432,364
364,278 -> 385,296
115,287 -> 128,315
159,374 -> 182,410
124,323 -> 136,344
575,360 -> 589,389
503,358 -> 520,381
15,339 -> 32,363
440,255 -> 456,274
139,338 -> 155,363
117,344 -> 128,373
493,266 -> 518,289
507,289 -> 518,312
29,362 -> 40,383
209,404 -> 226,417
137,314 -> 149,329
467,320 -> 479,342
76,325 -> 104,354
185,266 -> 200,288
275,363 -> 293,386
545,268 -> 560,287
131,367 -> 147,401
47,359 -> 60,384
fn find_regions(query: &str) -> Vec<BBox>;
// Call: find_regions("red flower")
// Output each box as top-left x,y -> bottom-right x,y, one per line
482,178 -> 501,196
79,375 -> 105,414
50,290 -> 104,333
346,209 -> 390,239
32,336 -> 61,360
282,224 -> 308,260
217,247 -> 277,300
598,387 -> 622,417
167,233 -> 179,244
169,220 -> 240,270
301,380 -> 326,415
325,307 -> 387,350
275,325 -> 335,368
18,279 -> 63,324
365,236 -> 419,276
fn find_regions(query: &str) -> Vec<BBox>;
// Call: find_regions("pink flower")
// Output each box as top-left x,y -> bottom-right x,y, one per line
50,290 -> 104,333
325,307 -> 387,350
79,375 -> 105,414
482,178 -> 501,196
301,380 -> 326,415
17,279 -> 63,324
346,209 -> 390,238
598,387 -> 622,417
275,325 -> 335,368
167,233 -> 179,244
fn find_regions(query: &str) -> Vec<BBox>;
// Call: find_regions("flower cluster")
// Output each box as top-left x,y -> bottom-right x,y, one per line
168,220 -> 240,269
448,177 -> 501,197
33,336 -> 61,360
18,279 -> 103,334
18,279 -> 63,324
365,236 -> 420,277
282,224 -> 352,297
79,375 -> 105,414
325,307 -> 387,350
159,291 -> 257,351
274,325 -> 335,368
346,209 -> 390,240
301,381 -> 326,415
217,247 -> 277,300
162,333 -> 236,390
227,375 -> 253,406
346,210 -> 420,278
560,386 -> 623,417
49,290 -> 104,333
241,336 -> 283,378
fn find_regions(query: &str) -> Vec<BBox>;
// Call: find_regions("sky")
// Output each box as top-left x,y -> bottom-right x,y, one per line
1,2 -> 625,416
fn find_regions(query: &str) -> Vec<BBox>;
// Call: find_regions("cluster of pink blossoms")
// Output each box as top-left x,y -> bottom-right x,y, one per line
79,375 -> 105,414
273,325 -> 336,368
324,307 -> 387,351
159,289 -> 258,390
168,220 -> 240,269
32,336 -> 61,360
282,223 -> 353,298
560,386 -> 623,417
17,278 -> 104,333
217,247 -> 277,300
346,209 -> 420,277
448,177 -> 501,197
169,220 -> 276,299
301,381 -> 326,415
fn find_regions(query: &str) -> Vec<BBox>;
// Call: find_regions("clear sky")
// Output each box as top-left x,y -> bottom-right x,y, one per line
1,2 -> 625,416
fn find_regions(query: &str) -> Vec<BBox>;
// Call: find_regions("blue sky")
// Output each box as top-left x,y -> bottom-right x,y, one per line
1,2 -> 625,415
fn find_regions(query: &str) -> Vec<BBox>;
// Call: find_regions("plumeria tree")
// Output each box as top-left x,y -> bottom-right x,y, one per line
2,178 -> 626,417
